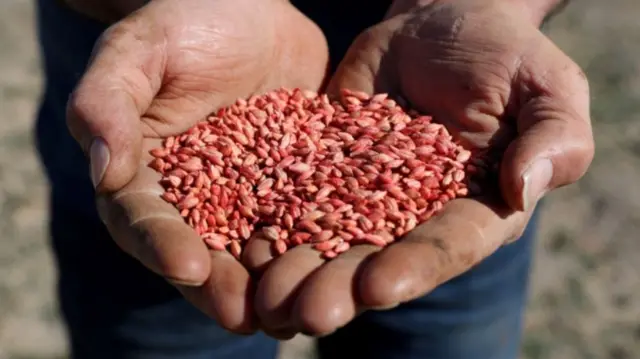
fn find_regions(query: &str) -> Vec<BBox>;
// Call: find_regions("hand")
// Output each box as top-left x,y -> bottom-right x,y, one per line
66,0 -> 329,334
245,0 -> 593,337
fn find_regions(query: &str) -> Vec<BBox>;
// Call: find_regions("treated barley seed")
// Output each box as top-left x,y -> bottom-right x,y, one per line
148,88 -> 497,260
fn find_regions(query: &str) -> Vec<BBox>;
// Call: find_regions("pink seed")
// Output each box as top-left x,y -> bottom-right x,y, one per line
283,213 -> 294,230
313,238 -> 341,251
453,169 -> 465,182
368,190 -> 387,201
302,210 -> 326,222
322,250 -> 338,259
289,162 -> 311,173
456,150 -> 471,163
177,196 -> 199,210
312,230 -> 334,243
161,192 -> 178,203
229,240 -> 242,259
257,178 -> 275,191
148,88 -> 492,260
150,148 -> 169,158
239,223 -> 251,240
333,241 -> 350,253
204,238 -> 227,251
291,231 -> 312,244
179,157 -> 203,172
363,234 -> 387,247
315,185 -> 335,200
278,156 -> 296,169
273,239 -> 288,255
297,220 -> 323,234
262,226 -> 280,241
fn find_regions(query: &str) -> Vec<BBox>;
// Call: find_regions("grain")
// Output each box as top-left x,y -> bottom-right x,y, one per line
148,88 -> 496,260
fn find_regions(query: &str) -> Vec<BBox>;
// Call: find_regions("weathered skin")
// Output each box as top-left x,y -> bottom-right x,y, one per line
65,0 -> 329,334
65,0 -> 592,339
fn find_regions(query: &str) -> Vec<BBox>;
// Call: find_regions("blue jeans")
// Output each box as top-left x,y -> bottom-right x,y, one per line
49,191 -> 536,359
36,0 -> 536,358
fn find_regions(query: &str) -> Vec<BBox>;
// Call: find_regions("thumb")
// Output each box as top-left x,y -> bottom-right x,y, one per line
66,18 -> 163,193
500,52 -> 594,212
326,33 -> 379,96
326,18 -> 403,97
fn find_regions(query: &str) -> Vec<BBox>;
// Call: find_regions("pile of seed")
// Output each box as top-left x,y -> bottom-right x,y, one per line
148,88 -> 490,260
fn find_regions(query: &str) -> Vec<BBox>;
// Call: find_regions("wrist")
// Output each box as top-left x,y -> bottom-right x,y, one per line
386,0 -> 566,26
506,0 -> 567,26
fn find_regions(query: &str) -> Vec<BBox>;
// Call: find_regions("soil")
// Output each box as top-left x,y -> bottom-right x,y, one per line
1,0 -> 638,358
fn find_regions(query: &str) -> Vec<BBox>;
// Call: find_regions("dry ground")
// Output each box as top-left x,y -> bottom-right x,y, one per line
1,1 -> 639,358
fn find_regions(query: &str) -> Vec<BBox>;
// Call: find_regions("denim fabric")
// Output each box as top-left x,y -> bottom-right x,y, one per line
36,0 -> 536,358
317,221 -> 534,359
50,189 -> 536,359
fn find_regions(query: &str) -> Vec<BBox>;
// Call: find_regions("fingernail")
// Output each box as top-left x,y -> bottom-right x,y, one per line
89,137 -> 110,188
521,158 -> 553,211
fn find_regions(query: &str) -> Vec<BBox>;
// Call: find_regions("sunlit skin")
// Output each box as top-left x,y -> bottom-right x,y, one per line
67,0 -> 329,333
65,0 -> 593,338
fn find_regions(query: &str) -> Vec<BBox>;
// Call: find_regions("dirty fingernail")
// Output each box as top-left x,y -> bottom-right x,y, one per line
521,158 -> 553,211
90,137 -> 110,188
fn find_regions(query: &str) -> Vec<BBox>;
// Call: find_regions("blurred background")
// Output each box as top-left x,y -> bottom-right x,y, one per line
1,0 -> 639,358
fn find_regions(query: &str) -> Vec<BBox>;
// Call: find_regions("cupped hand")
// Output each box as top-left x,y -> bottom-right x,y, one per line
66,0 -> 328,334
245,0 -> 594,338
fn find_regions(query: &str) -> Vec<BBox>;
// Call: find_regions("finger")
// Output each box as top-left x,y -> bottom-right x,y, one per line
292,245 -> 381,336
242,234 -> 277,275
326,20 -> 400,97
66,17 -> 163,193
96,141 -> 210,286
178,250 -> 257,334
254,244 -> 325,331
502,40 -> 594,211
358,197 -> 532,307
98,142 -> 254,333
261,327 -> 298,341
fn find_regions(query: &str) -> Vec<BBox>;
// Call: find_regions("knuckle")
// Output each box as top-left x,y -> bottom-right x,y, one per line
504,226 -> 524,244
569,61 -> 590,92
574,137 -> 595,179
504,213 -> 530,245
349,29 -> 380,55
168,257 -> 210,285
65,87 -> 93,148
96,21 -> 136,56
559,111 -> 594,180
426,236 -> 457,268
563,59 -> 591,102
297,314 -> 333,337
351,18 -> 396,53
94,12 -> 152,61
216,309 -> 259,335
100,21 -> 128,44
66,86 -> 90,120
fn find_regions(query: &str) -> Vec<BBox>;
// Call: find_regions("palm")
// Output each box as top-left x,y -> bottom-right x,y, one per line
78,0 -> 329,333
249,0 -> 591,338
335,1 -> 543,150
126,0 -> 328,137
